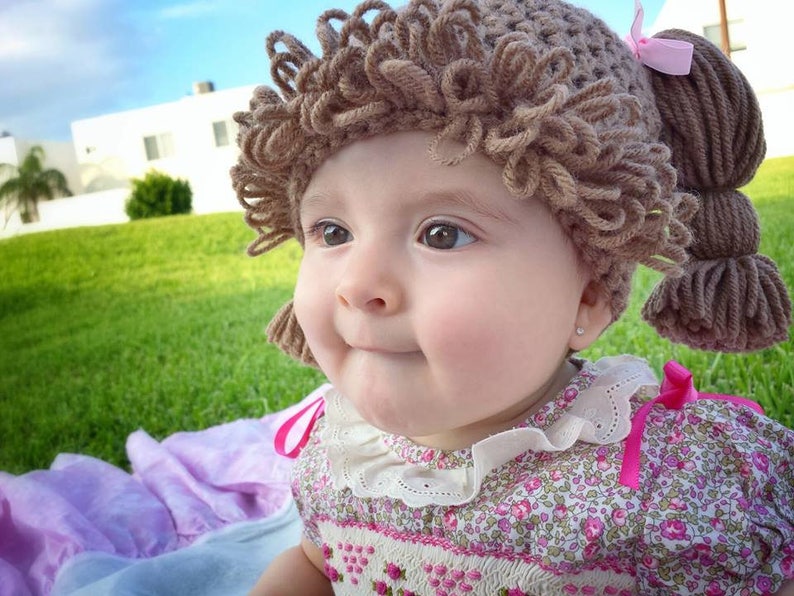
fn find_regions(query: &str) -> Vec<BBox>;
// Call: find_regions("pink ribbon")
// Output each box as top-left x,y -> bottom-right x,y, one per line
618,360 -> 764,489
624,0 -> 694,75
274,394 -> 326,458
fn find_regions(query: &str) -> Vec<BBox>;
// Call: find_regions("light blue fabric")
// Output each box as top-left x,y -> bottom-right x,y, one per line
51,500 -> 302,596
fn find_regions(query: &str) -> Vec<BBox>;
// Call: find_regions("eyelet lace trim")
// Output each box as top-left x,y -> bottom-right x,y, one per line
321,355 -> 658,507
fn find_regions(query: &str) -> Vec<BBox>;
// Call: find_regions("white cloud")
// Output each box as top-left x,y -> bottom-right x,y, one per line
0,0 -> 147,140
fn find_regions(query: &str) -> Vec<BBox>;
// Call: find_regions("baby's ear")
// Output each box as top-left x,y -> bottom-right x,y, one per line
569,281 -> 612,351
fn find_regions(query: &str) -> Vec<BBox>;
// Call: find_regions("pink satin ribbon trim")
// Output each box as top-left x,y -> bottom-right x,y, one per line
618,360 -> 764,489
624,0 -> 694,75
274,395 -> 326,458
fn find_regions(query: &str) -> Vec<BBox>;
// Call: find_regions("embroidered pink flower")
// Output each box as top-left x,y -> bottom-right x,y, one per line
325,564 -> 341,582
421,449 -> 436,462
386,563 -> 403,580
583,516 -> 604,541
373,580 -> 390,594
660,519 -> 689,541
611,508 -> 627,526
322,544 -> 333,560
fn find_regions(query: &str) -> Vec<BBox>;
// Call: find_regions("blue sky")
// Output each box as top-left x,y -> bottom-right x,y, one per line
0,0 -> 664,142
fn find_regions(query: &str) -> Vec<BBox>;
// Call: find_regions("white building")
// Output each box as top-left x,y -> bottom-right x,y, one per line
70,81 -> 256,215
651,0 -> 794,158
1,82 -> 257,237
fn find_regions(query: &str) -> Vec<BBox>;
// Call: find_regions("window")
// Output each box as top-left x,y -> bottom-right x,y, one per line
703,19 -> 747,53
143,132 -> 175,161
212,119 -> 238,147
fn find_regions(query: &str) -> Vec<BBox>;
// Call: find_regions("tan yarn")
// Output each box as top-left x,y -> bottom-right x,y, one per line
641,30 -> 791,351
232,0 -> 788,363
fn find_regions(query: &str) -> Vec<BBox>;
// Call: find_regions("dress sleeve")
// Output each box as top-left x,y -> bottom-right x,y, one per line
635,400 -> 794,594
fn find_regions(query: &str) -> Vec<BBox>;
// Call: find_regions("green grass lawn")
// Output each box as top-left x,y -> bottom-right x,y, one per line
1,157 -> 792,474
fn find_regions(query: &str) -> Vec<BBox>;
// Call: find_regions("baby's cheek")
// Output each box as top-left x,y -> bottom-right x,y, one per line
293,282 -> 330,348
422,303 -> 508,370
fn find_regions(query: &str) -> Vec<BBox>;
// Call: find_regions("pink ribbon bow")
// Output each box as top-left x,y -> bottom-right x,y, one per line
618,360 -> 764,489
624,0 -> 694,75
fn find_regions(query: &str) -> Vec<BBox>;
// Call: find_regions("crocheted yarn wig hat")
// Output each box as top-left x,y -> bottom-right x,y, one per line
232,0 -> 791,365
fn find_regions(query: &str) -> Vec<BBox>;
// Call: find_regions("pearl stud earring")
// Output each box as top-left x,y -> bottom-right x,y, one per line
575,327 -> 585,336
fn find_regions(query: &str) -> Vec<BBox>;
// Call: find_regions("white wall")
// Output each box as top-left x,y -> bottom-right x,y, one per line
1,188 -> 128,238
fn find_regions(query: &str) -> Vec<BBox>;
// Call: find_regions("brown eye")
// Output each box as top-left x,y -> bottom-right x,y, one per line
421,223 -> 475,250
322,223 -> 351,246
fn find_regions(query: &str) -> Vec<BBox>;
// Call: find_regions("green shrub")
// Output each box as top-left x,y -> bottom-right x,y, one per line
125,170 -> 192,220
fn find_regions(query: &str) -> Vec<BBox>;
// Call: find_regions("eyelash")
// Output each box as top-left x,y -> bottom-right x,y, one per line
419,219 -> 477,250
304,220 -> 345,243
303,219 -> 478,249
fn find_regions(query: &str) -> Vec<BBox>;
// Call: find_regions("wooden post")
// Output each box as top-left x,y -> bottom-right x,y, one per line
718,0 -> 731,58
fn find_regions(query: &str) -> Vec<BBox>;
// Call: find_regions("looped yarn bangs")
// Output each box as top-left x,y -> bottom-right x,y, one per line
232,0 -> 789,363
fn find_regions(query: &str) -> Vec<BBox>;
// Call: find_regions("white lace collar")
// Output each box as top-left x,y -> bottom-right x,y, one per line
321,355 -> 658,507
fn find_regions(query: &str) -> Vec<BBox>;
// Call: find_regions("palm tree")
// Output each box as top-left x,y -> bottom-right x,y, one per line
0,145 -> 73,226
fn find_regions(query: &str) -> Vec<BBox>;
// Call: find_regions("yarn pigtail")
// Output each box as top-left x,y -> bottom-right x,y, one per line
642,29 -> 791,351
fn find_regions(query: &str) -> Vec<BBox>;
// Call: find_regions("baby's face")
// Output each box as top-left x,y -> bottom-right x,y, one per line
294,131 -> 597,449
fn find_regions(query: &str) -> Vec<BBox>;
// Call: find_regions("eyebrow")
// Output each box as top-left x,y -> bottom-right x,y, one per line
418,188 -> 515,223
301,192 -> 335,214
300,187 -> 516,224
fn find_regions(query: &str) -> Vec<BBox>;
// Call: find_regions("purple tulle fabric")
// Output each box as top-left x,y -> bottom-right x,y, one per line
0,399 -> 307,596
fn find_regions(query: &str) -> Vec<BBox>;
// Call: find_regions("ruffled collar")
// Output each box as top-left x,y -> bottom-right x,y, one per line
321,355 -> 658,507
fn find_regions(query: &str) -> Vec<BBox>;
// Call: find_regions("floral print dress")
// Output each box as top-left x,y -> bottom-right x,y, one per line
290,356 -> 794,595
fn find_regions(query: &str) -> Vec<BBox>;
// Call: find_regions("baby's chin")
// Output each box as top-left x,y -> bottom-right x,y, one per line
340,392 -> 438,438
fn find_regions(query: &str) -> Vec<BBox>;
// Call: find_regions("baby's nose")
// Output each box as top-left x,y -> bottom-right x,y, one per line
335,249 -> 403,315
